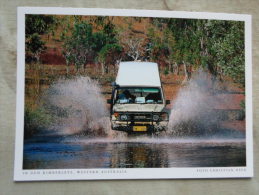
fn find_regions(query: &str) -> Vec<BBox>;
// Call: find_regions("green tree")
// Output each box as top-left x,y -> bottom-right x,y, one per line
25,15 -> 56,36
147,25 -> 175,73
26,33 -> 46,62
97,44 -> 123,74
63,22 -> 96,72
62,17 -> 121,74
166,19 -> 201,82
25,15 -> 56,63
205,21 -> 245,85
161,18 -> 244,86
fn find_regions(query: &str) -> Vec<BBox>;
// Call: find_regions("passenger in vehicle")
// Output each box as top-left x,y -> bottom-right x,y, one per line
145,92 -> 161,103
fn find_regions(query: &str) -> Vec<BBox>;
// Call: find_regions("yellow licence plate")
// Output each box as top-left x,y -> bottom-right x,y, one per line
133,126 -> 147,132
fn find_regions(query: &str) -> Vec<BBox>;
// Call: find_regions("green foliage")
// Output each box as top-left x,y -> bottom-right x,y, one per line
163,68 -> 169,75
147,25 -> 175,68
98,44 -> 123,63
25,15 -> 56,37
209,21 -> 245,85
63,21 -> 96,71
26,33 -> 46,60
98,43 -> 123,73
25,15 -> 56,63
239,99 -> 246,120
43,15 -> 245,86
62,18 -> 120,73
166,19 -> 201,66
24,106 -> 53,138
103,20 -> 117,40
162,18 -> 245,85
240,100 -> 245,110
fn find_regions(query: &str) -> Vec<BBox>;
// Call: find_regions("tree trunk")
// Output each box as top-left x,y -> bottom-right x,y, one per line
168,62 -> 172,73
114,62 -> 117,74
83,63 -> 87,73
174,62 -> 179,75
211,74 -> 216,90
182,61 -> 188,85
101,63 -> 105,75
188,65 -> 192,79
82,65 -> 85,73
66,63 -> 69,75
34,54 -> 41,97
75,63 -> 80,74
105,64 -> 109,74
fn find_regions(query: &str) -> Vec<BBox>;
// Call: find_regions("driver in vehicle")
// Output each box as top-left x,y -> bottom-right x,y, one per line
117,90 -> 136,103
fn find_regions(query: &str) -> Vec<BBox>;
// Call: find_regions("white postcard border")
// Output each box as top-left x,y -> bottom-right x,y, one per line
14,7 -> 253,181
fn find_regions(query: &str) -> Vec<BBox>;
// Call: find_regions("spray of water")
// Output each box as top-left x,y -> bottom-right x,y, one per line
168,70 -> 222,136
39,72 -> 241,140
42,76 -> 111,136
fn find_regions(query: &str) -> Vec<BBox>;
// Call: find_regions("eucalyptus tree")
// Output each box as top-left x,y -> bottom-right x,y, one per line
205,20 -> 245,85
25,15 -> 56,63
97,43 -> 123,74
146,27 -> 175,74
62,17 -> 121,74
161,18 -> 245,86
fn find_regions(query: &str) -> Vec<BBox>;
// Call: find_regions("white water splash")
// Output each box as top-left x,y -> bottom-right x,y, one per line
43,76 -> 111,136
40,72 -> 238,139
168,71 -> 220,136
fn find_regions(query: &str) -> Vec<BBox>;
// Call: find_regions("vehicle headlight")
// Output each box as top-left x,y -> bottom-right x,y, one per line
160,113 -> 169,121
120,114 -> 129,121
152,114 -> 160,121
112,112 -> 119,119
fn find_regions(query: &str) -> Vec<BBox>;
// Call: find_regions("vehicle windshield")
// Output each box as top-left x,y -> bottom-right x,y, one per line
115,87 -> 163,104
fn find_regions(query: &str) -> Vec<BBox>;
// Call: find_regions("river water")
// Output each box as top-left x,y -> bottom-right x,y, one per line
24,75 -> 246,169
23,131 -> 246,169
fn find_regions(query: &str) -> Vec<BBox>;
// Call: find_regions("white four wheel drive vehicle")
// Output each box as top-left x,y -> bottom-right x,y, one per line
107,62 -> 171,134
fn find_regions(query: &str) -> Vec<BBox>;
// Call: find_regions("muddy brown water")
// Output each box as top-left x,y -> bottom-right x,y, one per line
23,131 -> 246,169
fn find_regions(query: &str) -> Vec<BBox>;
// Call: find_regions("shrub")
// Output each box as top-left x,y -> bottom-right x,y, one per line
163,68 -> 169,75
24,106 -> 53,138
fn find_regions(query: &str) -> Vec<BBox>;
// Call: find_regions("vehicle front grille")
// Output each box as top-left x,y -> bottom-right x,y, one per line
131,113 -> 153,121
134,115 -> 147,120
115,112 -> 164,122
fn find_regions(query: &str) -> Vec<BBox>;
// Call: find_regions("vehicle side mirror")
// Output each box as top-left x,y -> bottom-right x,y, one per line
166,100 -> 171,105
111,82 -> 119,88
107,99 -> 112,104
111,82 -> 116,87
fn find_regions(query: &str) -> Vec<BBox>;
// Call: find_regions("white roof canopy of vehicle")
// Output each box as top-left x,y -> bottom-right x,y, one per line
116,62 -> 161,87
